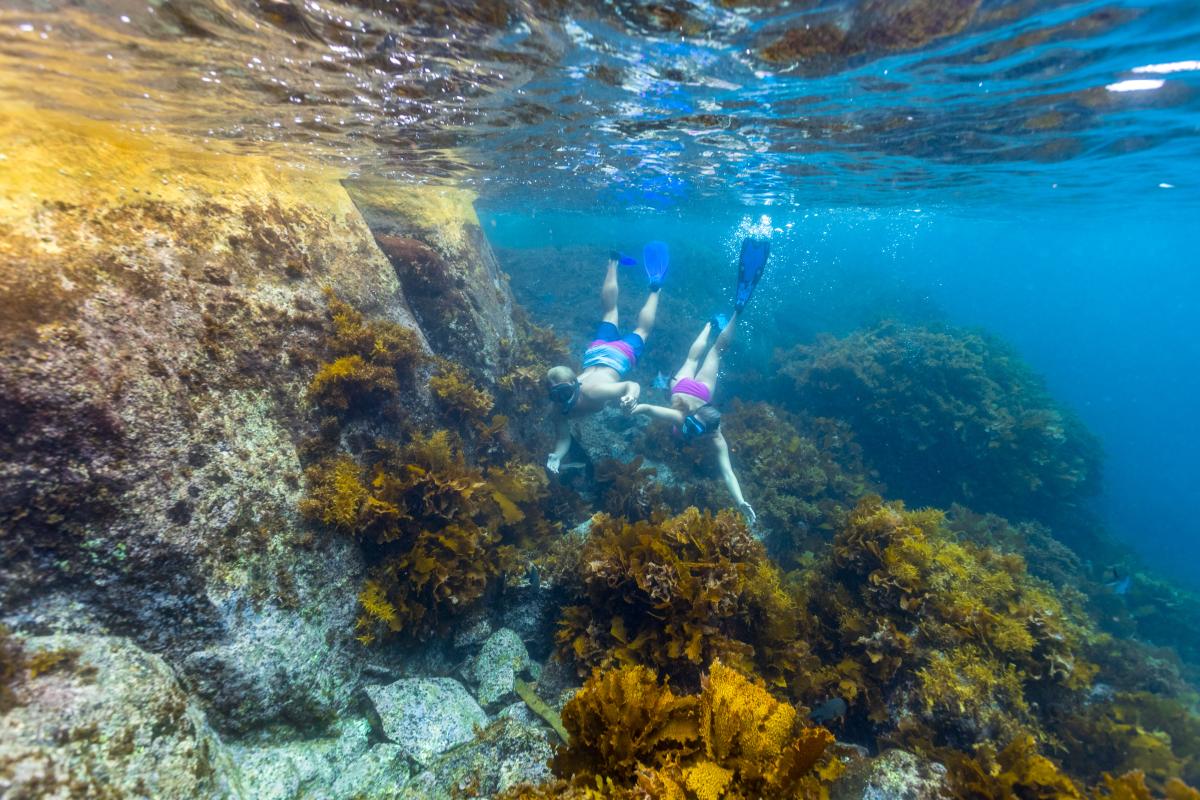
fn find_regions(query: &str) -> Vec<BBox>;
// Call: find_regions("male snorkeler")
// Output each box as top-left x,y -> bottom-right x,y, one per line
629,237 -> 769,523
544,244 -> 669,474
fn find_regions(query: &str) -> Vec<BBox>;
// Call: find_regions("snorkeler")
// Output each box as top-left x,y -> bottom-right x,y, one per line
544,243 -> 669,474
629,236 -> 769,524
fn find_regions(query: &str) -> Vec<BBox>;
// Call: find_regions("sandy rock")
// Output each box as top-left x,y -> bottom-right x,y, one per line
366,677 -> 487,765
467,627 -> 531,708
0,633 -> 243,799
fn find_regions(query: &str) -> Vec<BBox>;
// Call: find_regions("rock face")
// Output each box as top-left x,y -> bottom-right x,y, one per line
0,633 -> 243,798
0,104 -> 526,739
345,179 -> 516,379
365,677 -> 488,765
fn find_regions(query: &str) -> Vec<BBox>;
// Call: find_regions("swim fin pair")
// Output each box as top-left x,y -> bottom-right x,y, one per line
735,236 -> 769,311
612,242 -> 670,291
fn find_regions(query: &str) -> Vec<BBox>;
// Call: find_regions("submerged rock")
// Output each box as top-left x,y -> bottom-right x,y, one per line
0,107 -> 527,740
832,748 -> 952,800
365,677 -> 487,765
399,715 -> 554,800
467,627 -> 532,709
231,717 -> 409,800
0,633 -> 243,798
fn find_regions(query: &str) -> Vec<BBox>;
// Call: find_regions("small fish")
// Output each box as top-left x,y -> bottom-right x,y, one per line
651,371 -> 670,390
527,563 -> 540,592
808,697 -> 847,724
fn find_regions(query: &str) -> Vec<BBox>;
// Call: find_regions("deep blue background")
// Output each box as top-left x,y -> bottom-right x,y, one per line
481,202 -> 1199,589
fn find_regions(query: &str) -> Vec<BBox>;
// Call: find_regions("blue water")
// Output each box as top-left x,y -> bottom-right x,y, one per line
482,202 -> 1200,588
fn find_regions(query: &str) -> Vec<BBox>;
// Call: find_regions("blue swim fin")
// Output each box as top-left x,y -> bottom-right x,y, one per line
609,250 -> 638,267
643,241 -> 669,291
735,237 -> 769,311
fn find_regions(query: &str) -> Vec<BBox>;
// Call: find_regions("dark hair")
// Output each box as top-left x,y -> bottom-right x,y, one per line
683,404 -> 722,438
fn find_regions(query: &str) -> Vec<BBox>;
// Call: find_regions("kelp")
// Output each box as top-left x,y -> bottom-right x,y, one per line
555,508 -> 811,691
306,290 -> 423,415
795,495 -> 1097,750
777,321 -> 1101,520
503,661 -> 838,800
303,430 -> 554,641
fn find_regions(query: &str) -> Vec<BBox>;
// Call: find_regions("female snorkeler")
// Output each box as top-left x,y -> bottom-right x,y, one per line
630,237 -> 770,525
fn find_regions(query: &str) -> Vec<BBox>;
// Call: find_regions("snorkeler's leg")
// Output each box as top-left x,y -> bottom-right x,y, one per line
673,323 -> 711,383
632,288 -> 659,341
601,258 -> 619,325
696,312 -> 737,389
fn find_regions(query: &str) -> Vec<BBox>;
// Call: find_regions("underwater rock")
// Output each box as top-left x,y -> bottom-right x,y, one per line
468,627 -> 532,709
0,107 -> 533,738
365,676 -> 488,765
344,181 -> 516,380
832,749 -> 952,800
399,715 -> 555,800
231,717 -> 409,800
182,576 -> 363,734
0,633 -> 242,798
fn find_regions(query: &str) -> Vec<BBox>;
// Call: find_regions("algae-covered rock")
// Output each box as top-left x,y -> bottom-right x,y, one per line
0,633 -> 243,799
832,749 -> 952,800
0,103 -> 523,738
468,627 -> 532,708
366,677 -> 488,765
344,180 -> 516,378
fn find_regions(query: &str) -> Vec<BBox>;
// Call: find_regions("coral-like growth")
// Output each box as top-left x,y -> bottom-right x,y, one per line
302,430 -> 553,641
555,508 -> 810,691
777,321 -> 1101,521
306,291 -> 422,415
798,496 -> 1096,749
508,661 -> 836,800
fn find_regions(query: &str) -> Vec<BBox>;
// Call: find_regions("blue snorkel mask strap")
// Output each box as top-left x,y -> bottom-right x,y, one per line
682,413 -> 706,439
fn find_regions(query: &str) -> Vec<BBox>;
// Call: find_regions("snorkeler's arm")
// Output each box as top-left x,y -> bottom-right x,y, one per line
631,403 -> 686,425
547,412 -> 571,473
713,432 -> 756,524
584,379 -> 641,408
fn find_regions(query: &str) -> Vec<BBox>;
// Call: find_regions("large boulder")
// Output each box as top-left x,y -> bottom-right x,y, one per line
365,677 -> 488,765
0,633 -> 243,798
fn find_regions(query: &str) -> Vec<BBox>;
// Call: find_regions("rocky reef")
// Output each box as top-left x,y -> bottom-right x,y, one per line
4,103 -> 1200,800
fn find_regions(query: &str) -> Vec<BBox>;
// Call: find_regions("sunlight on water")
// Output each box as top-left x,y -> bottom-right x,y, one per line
1,0 -> 1197,210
